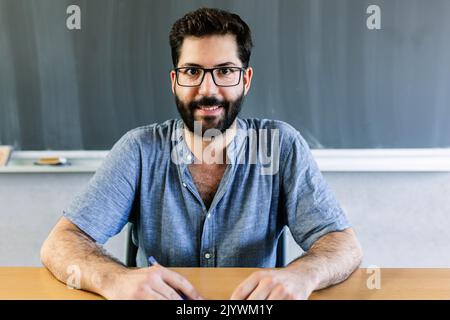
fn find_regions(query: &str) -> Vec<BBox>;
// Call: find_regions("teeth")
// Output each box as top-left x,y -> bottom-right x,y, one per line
199,106 -> 220,110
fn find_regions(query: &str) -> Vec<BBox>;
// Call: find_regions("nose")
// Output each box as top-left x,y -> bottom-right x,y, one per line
198,71 -> 219,96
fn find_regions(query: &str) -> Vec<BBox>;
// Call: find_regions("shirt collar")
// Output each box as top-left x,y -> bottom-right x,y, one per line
172,118 -> 247,166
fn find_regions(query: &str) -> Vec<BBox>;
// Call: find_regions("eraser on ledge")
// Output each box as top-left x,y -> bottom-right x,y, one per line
34,157 -> 70,166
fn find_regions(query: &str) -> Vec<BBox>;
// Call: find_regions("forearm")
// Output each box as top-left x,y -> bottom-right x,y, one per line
40,224 -> 127,297
286,228 -> 363,291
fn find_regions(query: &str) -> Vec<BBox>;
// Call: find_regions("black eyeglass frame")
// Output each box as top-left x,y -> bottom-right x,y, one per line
174,66 -> 247,87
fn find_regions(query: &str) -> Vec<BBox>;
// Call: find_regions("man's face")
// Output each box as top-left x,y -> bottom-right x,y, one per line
171,34 -> 253,135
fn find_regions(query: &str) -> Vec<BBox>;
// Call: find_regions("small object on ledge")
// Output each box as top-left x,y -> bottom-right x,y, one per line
0,146 -> 13,166
34,157 -> 70,166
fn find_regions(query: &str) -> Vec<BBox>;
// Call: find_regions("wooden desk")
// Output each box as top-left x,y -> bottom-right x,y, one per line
1,267 -> 450,300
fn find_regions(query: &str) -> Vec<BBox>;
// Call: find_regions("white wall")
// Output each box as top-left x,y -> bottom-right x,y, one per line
286,172 -> 450,267
0,173 -> 126,266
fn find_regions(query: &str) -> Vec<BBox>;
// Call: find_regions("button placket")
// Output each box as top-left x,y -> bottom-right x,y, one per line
199,206 -> 217,267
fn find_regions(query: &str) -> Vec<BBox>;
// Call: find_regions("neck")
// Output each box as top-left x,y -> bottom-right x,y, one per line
183,120 -> 237,165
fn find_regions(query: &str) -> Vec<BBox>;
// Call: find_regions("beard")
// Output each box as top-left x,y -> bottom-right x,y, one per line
175,90 -> 245,136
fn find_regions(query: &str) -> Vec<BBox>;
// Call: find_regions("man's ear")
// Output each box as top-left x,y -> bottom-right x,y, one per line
243,67 -> 253,96
170,70 -> 176,94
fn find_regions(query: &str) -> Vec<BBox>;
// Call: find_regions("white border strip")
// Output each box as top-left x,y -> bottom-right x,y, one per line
1,149 -> 450,173
7,150 -> 109,159
313,149 -> 450,172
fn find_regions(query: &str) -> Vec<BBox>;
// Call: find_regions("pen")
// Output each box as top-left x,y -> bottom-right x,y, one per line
147,256 -> 188,300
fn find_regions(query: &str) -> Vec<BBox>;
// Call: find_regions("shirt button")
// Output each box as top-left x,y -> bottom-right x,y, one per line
182,182 -> 187,187
186,154 -> 192,161
207,213 -> 211,219
204,253 -> 211,259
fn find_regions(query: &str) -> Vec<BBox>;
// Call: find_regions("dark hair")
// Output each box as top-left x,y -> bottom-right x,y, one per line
169,8 -> 253,68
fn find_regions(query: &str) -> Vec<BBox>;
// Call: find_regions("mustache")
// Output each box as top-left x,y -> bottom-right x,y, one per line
189,97 -> 226,109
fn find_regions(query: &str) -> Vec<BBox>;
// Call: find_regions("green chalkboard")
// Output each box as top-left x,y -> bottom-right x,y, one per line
1,0 -> 450,149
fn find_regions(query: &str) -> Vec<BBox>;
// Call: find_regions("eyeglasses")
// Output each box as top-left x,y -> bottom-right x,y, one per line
174,67 -> 246,87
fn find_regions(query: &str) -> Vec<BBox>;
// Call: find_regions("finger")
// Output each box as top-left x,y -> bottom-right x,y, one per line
246,279 -> 274,300
162,269 -> 204,300
153,279 -> 184,300
139,288 -> 167,300
230,273 -> 262,300
267,285 -> 288,300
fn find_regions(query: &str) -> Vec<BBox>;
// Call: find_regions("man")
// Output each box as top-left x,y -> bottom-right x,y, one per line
41,7 -> 362,300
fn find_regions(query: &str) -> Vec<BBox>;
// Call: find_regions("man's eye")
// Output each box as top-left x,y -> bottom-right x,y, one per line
219,68 -> 232,75
185,68 -> 200,76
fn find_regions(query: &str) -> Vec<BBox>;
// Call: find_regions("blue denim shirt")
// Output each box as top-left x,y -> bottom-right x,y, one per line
64,118 -> 350,268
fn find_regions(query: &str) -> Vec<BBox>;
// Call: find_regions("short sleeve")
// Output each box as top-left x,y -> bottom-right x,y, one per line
281,132 -> 350,251
63,132 -> 141,244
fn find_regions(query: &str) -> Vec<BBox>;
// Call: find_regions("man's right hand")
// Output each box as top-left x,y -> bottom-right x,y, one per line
104,264 -> 204,300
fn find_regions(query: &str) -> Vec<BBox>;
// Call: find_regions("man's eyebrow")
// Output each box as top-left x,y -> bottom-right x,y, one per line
214,62 -> 238,67
179,63 -> 203,67
179,62 -> 239,68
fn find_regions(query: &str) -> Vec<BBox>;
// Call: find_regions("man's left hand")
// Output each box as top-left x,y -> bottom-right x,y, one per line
230,268 -> 317,300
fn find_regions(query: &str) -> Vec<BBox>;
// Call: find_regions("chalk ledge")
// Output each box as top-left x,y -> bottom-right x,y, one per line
1,149 -> 450,173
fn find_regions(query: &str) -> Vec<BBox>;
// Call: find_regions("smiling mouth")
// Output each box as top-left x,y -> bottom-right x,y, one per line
194,105 -> 224,117
196,105 -> 222,110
